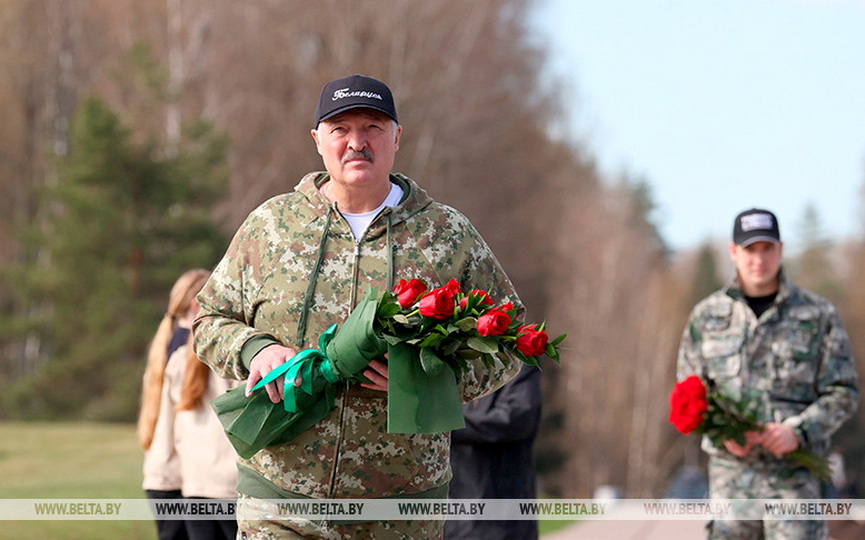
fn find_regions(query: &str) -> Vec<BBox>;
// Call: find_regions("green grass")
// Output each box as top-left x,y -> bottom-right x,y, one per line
0,421 -> 576,538
0,421 -> 154,539
539,518 -> 578,535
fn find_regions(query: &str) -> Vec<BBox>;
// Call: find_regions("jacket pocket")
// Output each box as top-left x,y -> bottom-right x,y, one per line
701,331 -> 744,380
771,308 -> 821,395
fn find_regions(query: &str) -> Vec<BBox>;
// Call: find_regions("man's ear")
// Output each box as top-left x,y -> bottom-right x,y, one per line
393,124 -> 402,151
311,128 -> 323,156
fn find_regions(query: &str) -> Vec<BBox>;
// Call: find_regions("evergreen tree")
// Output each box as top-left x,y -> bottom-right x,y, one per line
1,96 -> 228,421
690,242 -> 723,305
791,203 -> 842,301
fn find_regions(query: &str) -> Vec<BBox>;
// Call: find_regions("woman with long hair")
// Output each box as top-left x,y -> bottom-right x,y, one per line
139,269 -> 238,540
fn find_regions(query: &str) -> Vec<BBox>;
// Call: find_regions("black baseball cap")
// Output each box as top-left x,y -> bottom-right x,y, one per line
314,74 -> 398,126
733,208 -> 781,246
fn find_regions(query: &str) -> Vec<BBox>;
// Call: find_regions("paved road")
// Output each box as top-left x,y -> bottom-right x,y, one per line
544,519 -> 707,539
545,519 -> 865,539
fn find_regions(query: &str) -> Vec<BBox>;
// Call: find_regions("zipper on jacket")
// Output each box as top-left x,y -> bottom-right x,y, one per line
326,208 -> 394,498
349,241 -> 362,307
327,239 -> 361,498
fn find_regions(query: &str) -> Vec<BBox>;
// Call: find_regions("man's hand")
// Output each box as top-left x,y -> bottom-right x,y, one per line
361,359 -> 389,392
724,430 -> 763,458
246,344 -> 298,403
759,423 -> 800,457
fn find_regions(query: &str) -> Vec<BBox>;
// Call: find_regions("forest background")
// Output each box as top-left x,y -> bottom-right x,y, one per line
1,0 -> 864,499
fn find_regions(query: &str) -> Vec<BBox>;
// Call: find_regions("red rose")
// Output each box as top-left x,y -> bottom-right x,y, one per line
419,286 -> 456,319
668,375 -> 708,434
459,289 -> 493,310
444,279 -> 462,296
477,310 -> 511,336
393,278 -> 427,308
516,324 -> 548,357
497,301 -> 515,313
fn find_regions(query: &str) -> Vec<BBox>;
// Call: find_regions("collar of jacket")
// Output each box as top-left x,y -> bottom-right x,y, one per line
723,268 -> 792,304
295,171 -> 434,233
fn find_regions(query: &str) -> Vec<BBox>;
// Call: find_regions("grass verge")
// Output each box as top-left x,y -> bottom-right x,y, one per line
0,421 -> 153,539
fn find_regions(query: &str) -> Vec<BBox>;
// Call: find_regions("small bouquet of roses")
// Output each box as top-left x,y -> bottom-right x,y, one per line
381,278 -> 565,433
385,278 -> 564,371
212,277 -> 565,458
668,375 -> 830,480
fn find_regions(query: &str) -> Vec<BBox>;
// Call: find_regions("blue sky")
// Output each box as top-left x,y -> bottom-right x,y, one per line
533,0 -> 865,252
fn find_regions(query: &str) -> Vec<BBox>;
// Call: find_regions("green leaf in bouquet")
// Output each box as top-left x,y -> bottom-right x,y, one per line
378,290 -> 397,304
788,449 -> 831,481
545,343 -> 559,361
467,336 -> 499,354
382,334 -> 404,346
441,339 -> 462,357
508,349 -> 529,365
377,302 -> 402,318
419,333 -> 444,348
393,314 -> 412,325
522,355 -> 540,367
420,347 -> 446,376
551,333 -> 567,346
457,348 -> 482,360
455,317 -> 477,332
452,355 -> 470,374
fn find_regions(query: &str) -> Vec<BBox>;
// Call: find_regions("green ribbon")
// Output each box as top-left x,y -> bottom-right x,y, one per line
212,288 -> 469,459
250,324 -> 339,413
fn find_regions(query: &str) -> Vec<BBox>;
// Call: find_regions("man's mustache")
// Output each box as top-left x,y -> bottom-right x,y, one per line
342,149 -> 373,163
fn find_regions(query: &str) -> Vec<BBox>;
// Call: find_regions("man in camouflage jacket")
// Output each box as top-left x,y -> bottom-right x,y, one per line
677,208 -> 857,539
194,75 -> 521,539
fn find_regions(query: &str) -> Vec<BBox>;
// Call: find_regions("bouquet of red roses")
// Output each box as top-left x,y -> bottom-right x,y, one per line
385,278 -> 564,370
376,278 -> 565,433
668,375 -> 830,480
212,277 -> 565,458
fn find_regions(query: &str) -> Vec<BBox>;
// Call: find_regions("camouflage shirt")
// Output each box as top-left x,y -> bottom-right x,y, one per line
677,273 -> 857,460
193,172 -> 521,501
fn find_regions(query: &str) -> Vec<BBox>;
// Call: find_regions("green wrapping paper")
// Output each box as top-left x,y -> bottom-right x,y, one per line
324,290 -> 387,381
211,370 -> 337,459
386,342 -> 465,433
211,289 -> 466,459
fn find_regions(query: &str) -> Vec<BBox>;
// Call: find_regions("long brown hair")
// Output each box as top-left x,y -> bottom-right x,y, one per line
176,332 -> 211,411
137,269 -> 211,449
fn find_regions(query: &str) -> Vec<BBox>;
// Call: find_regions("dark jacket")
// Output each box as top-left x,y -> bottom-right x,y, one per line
445,364 -> 542,539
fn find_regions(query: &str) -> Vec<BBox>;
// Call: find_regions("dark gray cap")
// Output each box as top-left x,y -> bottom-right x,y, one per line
314,74 -> 398,126
733,208 -> 781,246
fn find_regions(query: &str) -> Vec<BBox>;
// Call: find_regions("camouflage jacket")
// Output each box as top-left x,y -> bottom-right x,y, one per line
194,172 -> 521,500
677,273 -> 857,460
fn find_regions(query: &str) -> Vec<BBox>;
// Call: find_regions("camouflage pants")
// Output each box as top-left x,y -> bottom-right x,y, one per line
707,456 -> 826,540
235,494 -> 443,540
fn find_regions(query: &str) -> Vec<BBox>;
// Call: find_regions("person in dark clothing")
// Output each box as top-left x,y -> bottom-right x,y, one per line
445,363 -> 542,540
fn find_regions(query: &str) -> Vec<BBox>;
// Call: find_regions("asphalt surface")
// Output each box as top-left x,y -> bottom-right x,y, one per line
544,519 -> 707,539
545,518 -> 865,539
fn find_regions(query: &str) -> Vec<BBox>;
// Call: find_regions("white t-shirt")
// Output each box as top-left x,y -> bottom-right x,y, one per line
339,183 -> 404,241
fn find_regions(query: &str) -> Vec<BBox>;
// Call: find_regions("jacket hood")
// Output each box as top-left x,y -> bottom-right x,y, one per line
294,171 -> 434,233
